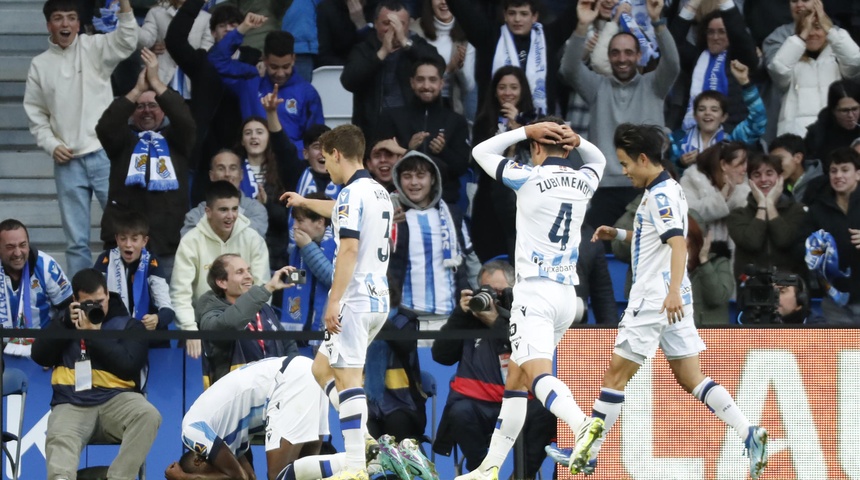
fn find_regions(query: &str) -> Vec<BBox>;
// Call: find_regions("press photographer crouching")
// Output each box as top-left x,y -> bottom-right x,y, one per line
31,268 -> 159,479
431,260 -> 556,477
737,266 -> 811,325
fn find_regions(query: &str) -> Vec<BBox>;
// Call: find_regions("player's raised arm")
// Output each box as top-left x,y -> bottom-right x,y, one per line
471,128 -> 528,179
280,191 -> 336,218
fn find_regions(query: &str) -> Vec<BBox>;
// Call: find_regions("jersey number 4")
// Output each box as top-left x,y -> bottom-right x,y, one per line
548,203 -> 572,251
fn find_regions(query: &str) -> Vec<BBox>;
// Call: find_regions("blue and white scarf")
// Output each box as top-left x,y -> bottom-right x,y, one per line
239,159 -> 261,199
107,248 -> 152,320
127,131 -> 179,191
93,0 -> 119,33
1,260 -> 33,356
679,125 -> 726,156
616,0 -> 660,67
438,200 -> 462,269
492,23 -> 548,115
805,230 -> 851,306
682,50 -> 728,130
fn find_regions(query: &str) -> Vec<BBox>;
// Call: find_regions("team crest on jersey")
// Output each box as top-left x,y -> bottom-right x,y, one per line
193,442 -> 208,456
337,204 -> 349,221
285,98 -> 298,114
31,278 -> 41,291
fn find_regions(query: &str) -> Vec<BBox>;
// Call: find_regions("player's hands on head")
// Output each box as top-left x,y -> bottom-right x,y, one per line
280,191 -> 306,207
525,122 -> 567,145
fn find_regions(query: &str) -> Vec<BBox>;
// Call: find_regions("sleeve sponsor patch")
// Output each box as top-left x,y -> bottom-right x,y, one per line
659,206 -> 673,221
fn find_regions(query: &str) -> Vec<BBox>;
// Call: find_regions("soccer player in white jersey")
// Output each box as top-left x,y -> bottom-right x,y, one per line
164,356 -> 329,480
455,117 -> 606,480
574,124 -> 767,478
281,124 -> 393,480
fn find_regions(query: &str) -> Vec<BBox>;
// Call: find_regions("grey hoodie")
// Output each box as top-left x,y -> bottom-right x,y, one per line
392,151 -> 444,211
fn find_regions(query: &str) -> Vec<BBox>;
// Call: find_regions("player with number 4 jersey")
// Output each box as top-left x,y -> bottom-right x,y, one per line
454,118 -> 606,480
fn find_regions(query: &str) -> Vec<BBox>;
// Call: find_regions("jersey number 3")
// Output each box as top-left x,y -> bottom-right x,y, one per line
377,211 -> 391,262
548,202 -> 572,251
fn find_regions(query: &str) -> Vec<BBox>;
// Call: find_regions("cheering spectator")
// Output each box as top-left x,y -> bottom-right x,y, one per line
94,213 -> 175,348
170,181 -> 270,359
138,0 -> 213,97
182,150 -> 269,238
410,0 -> 476,116
470,66 -> 534,262
669,0 -> 758,132
769,133 -> 823,204
680,141 -> 750,245
218,0 -> 287,51
670,60 -> 766,170
366,137 -> 407,192
95,48 -> 195,279
727,153 -> 808,282
165,0 -> 259,204
375,55 -> 471,206
768,0 -> 860,137
238,91 -> 305,270
799,148 -> 860,325
316,0 -> 375,66
0,219 -> 73,357
23,0 -> 139,276
804,79 -> 860,165
198,255 -> 299,385
209,13 -> 324,152
341,0 -> 439,136
560,0 -> 680,230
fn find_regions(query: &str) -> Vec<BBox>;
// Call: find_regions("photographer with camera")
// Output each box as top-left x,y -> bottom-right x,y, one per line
31,268 -> 160,479
431,260 -> 556,477
197,253 -> 300,386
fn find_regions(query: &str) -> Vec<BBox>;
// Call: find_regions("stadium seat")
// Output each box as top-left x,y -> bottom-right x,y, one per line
2,368 -> 28,480
311,66 -> 353,128
420,370 -> 437,461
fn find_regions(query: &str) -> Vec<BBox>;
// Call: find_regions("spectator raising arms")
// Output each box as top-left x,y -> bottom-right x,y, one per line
670,60 -> 766,171
670,0 -> 758,132
209,13 -> 324,152
768,0 -> 860,137
23,0 -> 139,276
138,0 -> 213,97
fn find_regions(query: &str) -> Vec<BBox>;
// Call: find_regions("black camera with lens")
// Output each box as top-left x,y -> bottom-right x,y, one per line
78,299 -> 106,324
281,269 -> 307,285
469,285 -> 514,312
738,265 -> 804,324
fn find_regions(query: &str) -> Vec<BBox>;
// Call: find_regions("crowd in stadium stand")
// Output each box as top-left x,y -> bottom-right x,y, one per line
4,0 -> 860,477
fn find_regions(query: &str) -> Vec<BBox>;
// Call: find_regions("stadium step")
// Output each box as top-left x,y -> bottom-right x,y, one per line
0,81 -> 26,102
0,102 -> 29,130
3,199 -> 102,228
0,150 -> 53,178
0,129 -> 37,148
0,56 -> 32,82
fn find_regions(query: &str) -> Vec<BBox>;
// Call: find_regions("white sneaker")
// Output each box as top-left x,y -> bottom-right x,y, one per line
453,466 -> 499,480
